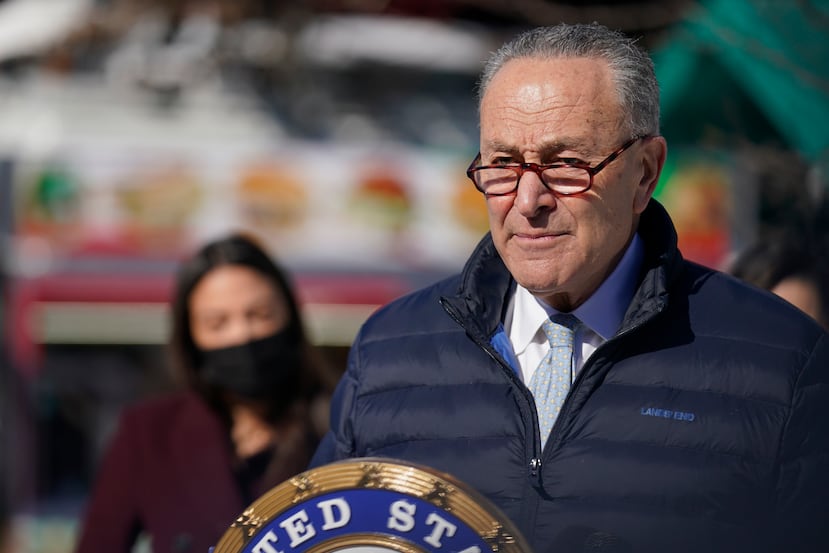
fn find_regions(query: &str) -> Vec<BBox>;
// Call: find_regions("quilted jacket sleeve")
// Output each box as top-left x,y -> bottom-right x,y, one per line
774,331 -> 829,552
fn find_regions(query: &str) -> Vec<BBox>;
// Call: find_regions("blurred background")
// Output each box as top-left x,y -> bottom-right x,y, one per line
0,0 -> 827,551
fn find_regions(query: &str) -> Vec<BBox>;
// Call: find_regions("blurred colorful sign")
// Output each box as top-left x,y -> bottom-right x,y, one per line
12,140 -> 486,271
655,152 -> 732,270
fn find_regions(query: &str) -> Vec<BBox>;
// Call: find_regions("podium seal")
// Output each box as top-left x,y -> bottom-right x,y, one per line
213,457 -> 533,553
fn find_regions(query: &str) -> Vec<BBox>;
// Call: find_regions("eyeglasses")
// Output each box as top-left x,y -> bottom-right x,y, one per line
466,136 -> 647,197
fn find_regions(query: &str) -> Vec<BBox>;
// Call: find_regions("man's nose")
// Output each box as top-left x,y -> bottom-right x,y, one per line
514,170 -> 556,216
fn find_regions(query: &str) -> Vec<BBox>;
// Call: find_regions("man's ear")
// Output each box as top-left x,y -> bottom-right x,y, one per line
633,136 -> 667,214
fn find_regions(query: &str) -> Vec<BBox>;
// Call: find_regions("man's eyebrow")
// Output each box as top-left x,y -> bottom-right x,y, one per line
481,141 -> 521,156
483,137 -> 593,157
539,137 -> 593,154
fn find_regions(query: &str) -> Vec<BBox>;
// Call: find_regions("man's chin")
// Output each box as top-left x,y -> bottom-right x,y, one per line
507,260 -> 568,294
515,276 -> 569,303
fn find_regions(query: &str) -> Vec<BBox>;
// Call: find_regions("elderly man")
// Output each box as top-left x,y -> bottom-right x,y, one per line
312,23 -> 829,552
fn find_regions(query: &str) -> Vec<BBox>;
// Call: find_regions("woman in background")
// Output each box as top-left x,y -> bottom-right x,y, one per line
729,232 -> 829,330
74,233 -> 338,553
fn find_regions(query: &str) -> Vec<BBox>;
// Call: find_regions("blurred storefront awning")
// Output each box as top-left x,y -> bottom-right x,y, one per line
654,0 -> 829,163
7,264 -> 421,376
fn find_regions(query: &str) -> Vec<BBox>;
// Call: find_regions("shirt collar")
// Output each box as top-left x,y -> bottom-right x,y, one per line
509,284 -> 552,356
509,232 -> 644,346
573,233 -> 644,339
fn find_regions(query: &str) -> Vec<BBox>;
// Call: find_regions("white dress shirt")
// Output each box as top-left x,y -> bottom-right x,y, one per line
504,233 -> 644,385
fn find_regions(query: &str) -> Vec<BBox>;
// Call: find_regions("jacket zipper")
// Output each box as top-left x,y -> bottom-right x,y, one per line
441,294 -> 664,549
439,298 -> 544,479
441,296 -> 667,482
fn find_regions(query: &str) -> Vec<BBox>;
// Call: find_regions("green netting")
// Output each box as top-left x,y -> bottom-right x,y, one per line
654,0 -> 829,163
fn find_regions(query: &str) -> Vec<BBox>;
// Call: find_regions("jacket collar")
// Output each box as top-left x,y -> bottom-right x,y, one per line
445,232 -> 514,339
445,199 -> 683,337
618,199 -> 683,333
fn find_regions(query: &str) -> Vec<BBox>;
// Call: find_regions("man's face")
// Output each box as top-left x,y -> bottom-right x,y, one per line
479,56 -> 665,310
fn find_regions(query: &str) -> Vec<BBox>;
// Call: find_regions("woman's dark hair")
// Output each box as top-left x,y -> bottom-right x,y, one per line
729,232 -> 829,327
168,232 -> 339,484
168,232 -> 334,415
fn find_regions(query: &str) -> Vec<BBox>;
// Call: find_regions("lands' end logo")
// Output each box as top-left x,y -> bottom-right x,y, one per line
640,407 -> 696,422
212,458 -> 533,553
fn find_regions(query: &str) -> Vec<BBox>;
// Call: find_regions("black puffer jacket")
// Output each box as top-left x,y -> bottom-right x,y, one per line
311,201 -> 829,553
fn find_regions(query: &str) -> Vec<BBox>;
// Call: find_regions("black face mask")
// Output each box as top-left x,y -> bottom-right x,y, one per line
198,327 -> 303,401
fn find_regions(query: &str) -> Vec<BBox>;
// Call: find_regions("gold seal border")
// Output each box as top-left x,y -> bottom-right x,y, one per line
213,457 -> 533,553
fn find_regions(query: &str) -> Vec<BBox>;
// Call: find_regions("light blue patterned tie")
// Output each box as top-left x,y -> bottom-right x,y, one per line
530,313 -> 580,449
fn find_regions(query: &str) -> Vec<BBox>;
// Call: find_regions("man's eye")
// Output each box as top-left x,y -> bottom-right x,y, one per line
556,157 -> 585,165
491,158 -> 518,166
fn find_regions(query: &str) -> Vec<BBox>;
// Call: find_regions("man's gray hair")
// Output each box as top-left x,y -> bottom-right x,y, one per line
478,23 -> 660,137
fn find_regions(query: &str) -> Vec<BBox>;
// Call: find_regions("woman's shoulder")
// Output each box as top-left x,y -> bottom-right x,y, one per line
119,390 -> 210,428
